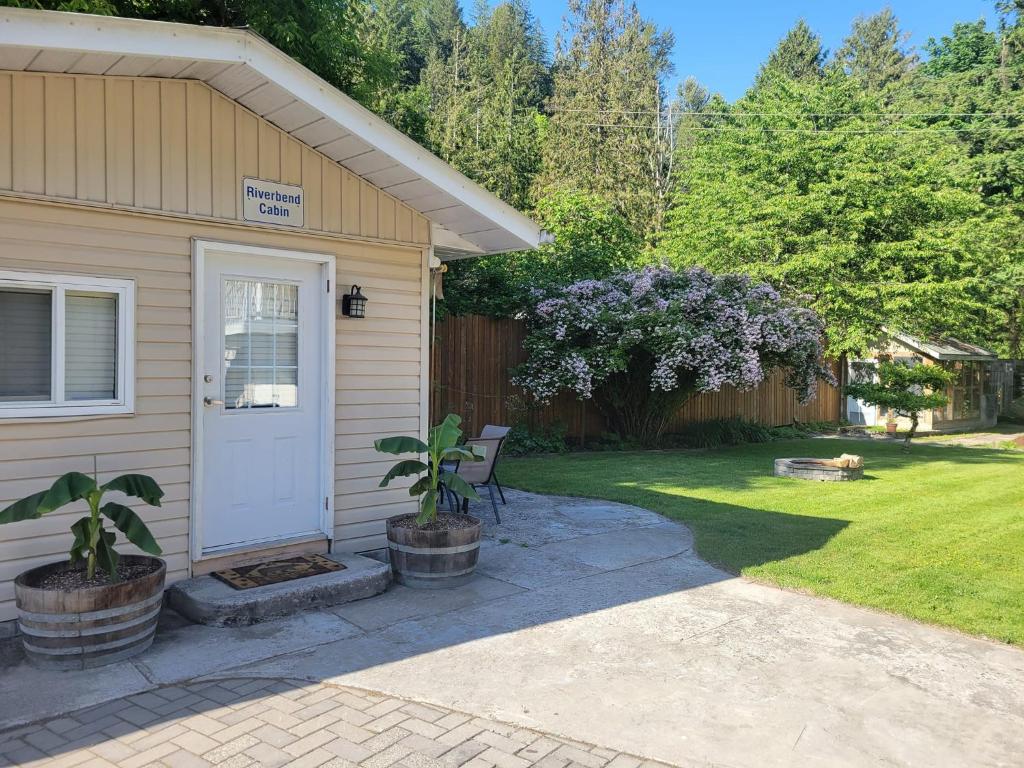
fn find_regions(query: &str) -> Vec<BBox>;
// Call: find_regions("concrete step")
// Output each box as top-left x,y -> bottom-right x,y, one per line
166,553 -> 390,627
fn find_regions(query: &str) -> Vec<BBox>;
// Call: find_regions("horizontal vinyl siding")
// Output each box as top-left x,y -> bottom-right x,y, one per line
332,244 -> 423,553
0,196 -> 425,622
0,71 -> 431,247
0,202 -> 192,621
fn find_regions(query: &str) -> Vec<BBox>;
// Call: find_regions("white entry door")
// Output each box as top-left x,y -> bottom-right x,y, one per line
198,246 -> 329,553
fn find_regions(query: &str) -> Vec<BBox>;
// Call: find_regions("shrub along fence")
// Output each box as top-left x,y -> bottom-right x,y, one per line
431,315 -> 842,442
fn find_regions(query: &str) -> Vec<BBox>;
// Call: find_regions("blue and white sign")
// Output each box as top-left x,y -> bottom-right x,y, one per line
242,177 -> 304,227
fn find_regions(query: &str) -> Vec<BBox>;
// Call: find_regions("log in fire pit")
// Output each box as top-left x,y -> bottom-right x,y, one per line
774,457 -> 864,482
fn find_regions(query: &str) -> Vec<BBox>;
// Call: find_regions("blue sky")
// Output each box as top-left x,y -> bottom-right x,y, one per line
509,1 -> 996,102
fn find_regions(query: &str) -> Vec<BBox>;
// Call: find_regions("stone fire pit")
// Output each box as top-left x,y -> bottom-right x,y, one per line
774,457 -> 864,482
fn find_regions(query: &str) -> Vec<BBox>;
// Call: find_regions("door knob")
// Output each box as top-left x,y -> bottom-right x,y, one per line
203,397 -> 224,407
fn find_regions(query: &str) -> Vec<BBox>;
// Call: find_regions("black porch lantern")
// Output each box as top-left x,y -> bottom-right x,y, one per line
341,284 -> 368,318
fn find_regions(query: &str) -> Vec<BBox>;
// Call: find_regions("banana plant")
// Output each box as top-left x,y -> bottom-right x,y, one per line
0,470 -> 164,581
375,413 -> 486,525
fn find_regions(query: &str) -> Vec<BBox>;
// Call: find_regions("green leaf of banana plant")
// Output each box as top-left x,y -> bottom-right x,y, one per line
439,470 -> 482,501
94,529 -> 119,581
378,459 -> 429,488
374,436 -> 428,455
38,472 -> 98,514
69,516 -> 92,565
0,490 -> 49,524
416,489 -> 438,525
101,502 -> 163,556
430,413 -> 463,453
101,474 -> 165,507
441,445 -> 487,463
408,475 -> 434,496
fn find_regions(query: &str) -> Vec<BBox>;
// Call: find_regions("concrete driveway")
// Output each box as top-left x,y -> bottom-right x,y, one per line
2,490 -> 1023,767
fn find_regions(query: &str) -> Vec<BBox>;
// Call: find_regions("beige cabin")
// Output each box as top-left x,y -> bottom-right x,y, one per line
0,9 -> 543,628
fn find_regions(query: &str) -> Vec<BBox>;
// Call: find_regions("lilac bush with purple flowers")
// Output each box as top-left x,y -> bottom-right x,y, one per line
514,266 -> 835,442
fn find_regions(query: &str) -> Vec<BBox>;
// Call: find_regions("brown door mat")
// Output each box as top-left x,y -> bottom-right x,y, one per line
211,554 -> 345,590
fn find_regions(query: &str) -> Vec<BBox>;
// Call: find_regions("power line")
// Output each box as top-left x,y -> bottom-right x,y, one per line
566,122 -> 1024,134
533,107 -> 1024,118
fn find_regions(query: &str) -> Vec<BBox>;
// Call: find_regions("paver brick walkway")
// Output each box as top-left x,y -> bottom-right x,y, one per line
0,678 -> 666,768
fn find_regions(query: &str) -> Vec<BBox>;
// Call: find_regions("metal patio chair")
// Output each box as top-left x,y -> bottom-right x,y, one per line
478,424 -> 511,504
451,436 -> 504,523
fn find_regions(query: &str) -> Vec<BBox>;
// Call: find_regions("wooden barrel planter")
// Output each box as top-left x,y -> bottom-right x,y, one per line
14,555 -> 166,670
386,513 -> 482,589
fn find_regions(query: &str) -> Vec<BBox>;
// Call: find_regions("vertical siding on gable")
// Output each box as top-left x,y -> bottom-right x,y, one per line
360,184 -> 378,238
342,170 -> 360,236
322,162 -> 342,233
0,74 -> 10,189
257,120 -> 280,181
282,137 -> 302,186
186,82 -> 213,217
160,81 -> 188,214
105,78 -> 134,207
133,79 -> 162,209
302,147 -> 322,231
0,71 -> 431,246
75,77 -> 106,203
44,76 -> 75,199
235,109 -> 259,184
211,93 -> 236,219
12,73 -> 44,194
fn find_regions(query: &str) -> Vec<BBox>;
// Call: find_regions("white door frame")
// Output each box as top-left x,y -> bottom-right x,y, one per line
190,239 -> 336,564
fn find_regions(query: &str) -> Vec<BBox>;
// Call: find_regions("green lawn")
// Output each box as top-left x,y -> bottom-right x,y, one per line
500,439 -> 1024,644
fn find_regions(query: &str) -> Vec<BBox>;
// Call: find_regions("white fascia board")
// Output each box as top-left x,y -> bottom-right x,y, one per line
0,7 -> 544,252
0,7 -> 249,64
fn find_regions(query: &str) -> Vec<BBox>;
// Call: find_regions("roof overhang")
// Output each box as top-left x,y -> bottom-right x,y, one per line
890,331 -> 998,362
0,8 -> 546,256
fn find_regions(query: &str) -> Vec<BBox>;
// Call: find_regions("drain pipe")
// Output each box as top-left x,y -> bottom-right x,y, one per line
428,252 -> 446,426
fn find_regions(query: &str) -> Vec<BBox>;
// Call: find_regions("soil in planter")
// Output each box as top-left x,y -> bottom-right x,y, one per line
38,560 -> 161,591
390,512 -> 478,532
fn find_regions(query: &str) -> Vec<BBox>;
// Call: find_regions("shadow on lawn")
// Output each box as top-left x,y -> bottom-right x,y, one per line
610,486 -> 850,574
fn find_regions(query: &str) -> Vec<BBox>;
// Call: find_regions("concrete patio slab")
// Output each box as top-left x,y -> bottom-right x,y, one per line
166,553 -> 390,626
331,573 -> 525,632
136,608 -> 364,685
1,489 -> 1022,768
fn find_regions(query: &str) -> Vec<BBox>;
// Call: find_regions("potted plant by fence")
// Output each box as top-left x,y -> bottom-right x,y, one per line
375,414 -> 486,588
0,469 -> 166,669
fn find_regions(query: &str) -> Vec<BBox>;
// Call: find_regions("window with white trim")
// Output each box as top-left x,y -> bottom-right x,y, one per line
0,271 -> 134,418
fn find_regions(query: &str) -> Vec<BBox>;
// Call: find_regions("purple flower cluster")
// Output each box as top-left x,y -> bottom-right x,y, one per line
514,266 -> 833,406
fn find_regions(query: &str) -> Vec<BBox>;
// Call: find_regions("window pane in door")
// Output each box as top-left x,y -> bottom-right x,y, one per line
65,293 -> 118,400
0,288 -> 52,402
223,279 -> 299,409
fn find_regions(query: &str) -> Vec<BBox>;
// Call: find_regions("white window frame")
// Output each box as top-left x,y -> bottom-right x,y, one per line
0,270 -> 135,418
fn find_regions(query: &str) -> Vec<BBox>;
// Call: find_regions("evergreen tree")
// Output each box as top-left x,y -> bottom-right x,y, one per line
757,20 -> 826,83
538,0 -> 674,238
418,0 -> 549,210
109,0 -> 389,104
834,9 -> 918,92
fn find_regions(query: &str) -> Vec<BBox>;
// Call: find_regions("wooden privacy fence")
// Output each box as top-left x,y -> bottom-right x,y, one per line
431,315 -> 843,441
